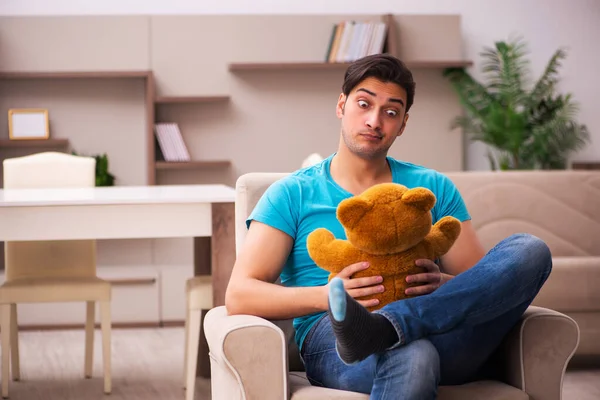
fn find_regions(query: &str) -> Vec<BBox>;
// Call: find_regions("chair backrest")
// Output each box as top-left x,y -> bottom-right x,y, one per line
235,172 -> 306,371
3,151 -> 98,281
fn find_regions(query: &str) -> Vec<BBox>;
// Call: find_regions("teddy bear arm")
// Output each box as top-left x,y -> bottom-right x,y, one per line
307,228 -> 364,274
423,216 -> 462,257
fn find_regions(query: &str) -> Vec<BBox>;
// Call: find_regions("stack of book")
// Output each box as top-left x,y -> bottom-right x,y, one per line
154,123 -> 191,162
325,21 -> 388,63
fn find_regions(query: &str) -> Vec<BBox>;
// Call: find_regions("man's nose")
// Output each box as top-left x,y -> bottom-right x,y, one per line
365,110 -> 382,130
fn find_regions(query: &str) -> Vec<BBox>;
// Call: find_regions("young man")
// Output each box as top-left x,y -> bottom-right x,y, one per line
225,54 -> 552,399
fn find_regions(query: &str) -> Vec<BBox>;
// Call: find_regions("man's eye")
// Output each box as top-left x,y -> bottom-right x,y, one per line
358,100 -> 368,108
386,110 -> 398,117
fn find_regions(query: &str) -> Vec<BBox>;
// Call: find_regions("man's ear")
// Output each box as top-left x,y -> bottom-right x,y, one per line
397,113 -> 409,137
336,93 -> 346,119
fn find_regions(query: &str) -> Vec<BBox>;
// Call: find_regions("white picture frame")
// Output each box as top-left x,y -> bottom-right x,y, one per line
8,109 -> 49,140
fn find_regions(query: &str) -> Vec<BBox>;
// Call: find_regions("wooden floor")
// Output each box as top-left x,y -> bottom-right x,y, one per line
0,327 -> 597,399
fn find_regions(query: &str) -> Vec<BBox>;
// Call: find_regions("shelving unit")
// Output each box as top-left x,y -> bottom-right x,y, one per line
153,95 -> 232,177
0,70 -> 234,185
0,70 -> 156,185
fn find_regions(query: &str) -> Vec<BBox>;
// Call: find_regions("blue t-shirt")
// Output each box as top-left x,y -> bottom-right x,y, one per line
246,154 -> 471,351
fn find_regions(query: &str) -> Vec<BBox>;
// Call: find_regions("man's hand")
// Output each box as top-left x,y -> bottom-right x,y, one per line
405,259 -> 453,296
326,262 -> 384,308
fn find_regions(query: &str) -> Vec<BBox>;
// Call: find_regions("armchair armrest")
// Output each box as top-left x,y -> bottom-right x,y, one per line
500,306 -> 580,400
204,306 -> 289,400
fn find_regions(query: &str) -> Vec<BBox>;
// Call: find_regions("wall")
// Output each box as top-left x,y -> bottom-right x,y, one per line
1,0 -> 597,170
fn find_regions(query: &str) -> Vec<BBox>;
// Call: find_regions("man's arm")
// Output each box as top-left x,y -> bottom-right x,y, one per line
225,221 -> 327,319
226,221 -> 384,319
440,220 -> 486,276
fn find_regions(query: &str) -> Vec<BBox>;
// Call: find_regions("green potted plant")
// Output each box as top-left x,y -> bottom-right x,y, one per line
93,153 -> 115,186
443,37 -> 590,170
71,151 -> 116,186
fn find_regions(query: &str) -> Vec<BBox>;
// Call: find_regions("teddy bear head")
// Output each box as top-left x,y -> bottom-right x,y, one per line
337,183 -> 436,255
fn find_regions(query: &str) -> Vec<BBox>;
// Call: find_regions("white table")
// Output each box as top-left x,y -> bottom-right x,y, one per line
0,184 -> 236,377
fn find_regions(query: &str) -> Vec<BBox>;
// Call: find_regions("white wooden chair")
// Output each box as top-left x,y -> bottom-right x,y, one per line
0,151 -> 112,398
183,275 -> 212,400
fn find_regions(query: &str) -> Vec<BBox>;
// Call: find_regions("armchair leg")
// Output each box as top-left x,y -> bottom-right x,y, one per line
10,304 -> 19,382
100,300 -> 112,395
185,309 -> 201,400
1,304 -> 11,398
84,301 -> 95,378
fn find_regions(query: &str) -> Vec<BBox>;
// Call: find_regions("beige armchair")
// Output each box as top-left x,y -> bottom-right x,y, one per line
204,172 -> 580,400
0,152 -> 112,398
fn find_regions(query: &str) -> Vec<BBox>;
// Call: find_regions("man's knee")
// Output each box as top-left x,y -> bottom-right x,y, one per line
379,339 -> 440,397
406,338 -> 440,379
510,233 -> 552,271
495,233 -> 553,290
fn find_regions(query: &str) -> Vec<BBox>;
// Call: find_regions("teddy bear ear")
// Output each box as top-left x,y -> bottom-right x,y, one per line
401,188 -> 436,211
337,197 -> 372,229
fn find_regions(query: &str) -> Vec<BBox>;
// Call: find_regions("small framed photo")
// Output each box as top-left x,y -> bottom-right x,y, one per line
8,108 -> 49,140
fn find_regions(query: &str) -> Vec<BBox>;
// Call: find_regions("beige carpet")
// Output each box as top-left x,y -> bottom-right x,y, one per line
0,327 -> 597,399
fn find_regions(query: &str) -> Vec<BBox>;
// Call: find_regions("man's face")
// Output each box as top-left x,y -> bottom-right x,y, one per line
336,77 -> 409,160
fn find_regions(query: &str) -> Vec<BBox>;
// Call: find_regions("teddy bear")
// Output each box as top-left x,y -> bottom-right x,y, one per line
307,182 -> 462,311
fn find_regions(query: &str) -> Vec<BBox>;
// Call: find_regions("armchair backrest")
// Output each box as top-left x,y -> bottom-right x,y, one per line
235,172 -> 306,371
3,151 -> 97,281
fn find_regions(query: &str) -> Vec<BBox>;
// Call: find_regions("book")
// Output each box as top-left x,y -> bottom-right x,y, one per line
154,123 -> 191,162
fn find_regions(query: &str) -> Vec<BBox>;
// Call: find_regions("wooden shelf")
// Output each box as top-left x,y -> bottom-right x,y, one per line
155,95 -> 230,105
407,60 -> 474,68
228,60 -> 473,71
229,62 -> 353,71
572,162 -> 600,170
0,138 -> 69,148
0,71 -> 151,79
155,160 -> 232,170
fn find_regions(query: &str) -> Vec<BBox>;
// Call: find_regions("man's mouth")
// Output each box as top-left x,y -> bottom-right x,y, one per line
360,133 -> 383,141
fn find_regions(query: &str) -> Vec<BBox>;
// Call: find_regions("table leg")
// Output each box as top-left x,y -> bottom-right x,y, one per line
193,237 -> 211,378
210,202 -> 236,307
194,202 -> 235,379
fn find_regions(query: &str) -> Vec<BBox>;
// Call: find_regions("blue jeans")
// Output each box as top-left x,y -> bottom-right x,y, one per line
300,233 -> 553,399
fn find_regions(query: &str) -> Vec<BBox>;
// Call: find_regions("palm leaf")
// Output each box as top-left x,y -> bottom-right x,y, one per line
443,68 -> 495,120
450,115 -> 482,136
529,48 -> 567,106
481,37 -> 529,107
525,98 -> 590,169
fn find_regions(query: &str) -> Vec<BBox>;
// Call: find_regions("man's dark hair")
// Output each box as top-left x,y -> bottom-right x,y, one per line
342,54 -> 416,112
